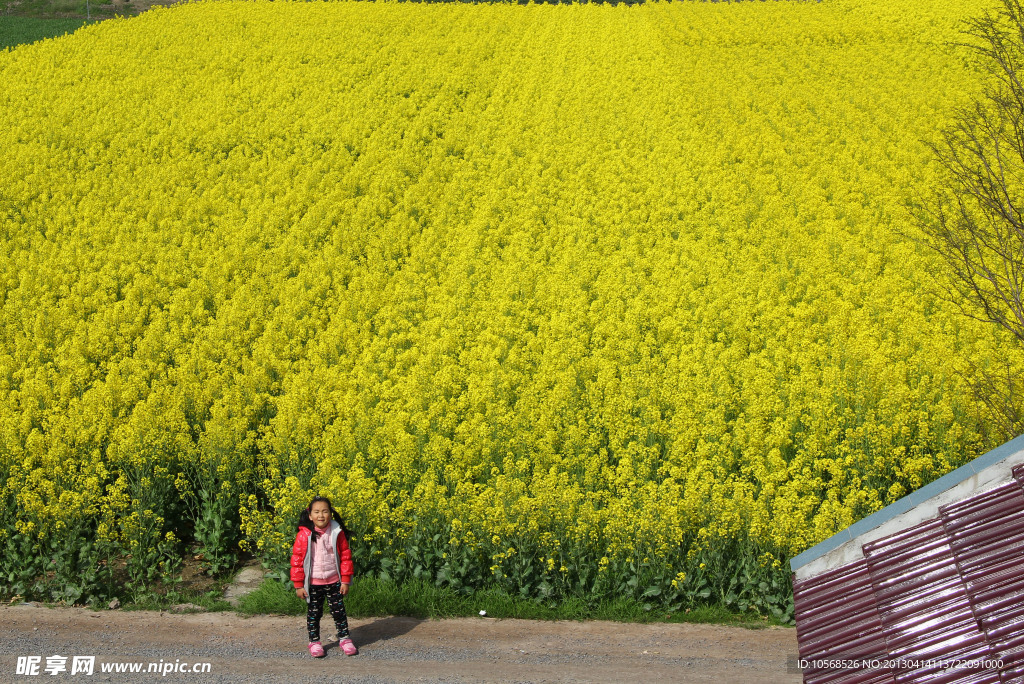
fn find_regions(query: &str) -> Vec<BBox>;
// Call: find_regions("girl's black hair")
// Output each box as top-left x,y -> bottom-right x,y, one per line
297,496 -> 353,540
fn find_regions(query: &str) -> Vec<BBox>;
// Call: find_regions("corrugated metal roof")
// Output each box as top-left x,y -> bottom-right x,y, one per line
793,559 -> 895,683
793,471 -> 1024,682
940,482 -> 1024,676
862,519 -> 994,681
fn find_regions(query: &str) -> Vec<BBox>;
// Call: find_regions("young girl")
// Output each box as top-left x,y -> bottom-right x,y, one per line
290,496 -> 358,658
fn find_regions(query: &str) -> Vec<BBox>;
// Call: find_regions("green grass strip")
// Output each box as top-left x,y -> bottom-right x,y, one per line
0,17 -> 92,50
237,577 -> 783,628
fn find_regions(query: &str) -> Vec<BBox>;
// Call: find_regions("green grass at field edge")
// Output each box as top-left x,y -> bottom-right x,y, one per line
237,576 -> 785,629
0,16 -> 96,50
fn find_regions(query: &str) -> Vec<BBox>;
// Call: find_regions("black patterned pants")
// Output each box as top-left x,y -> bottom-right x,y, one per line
306,581 -> 350,642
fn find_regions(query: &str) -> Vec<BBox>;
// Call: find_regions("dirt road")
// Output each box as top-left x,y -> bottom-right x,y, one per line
0,604 -> 801,682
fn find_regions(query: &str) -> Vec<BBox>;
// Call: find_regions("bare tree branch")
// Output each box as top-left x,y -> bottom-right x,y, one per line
917,0 -> 1024,437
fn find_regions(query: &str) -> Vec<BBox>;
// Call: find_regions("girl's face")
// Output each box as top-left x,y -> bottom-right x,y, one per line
309,501 -> 331,530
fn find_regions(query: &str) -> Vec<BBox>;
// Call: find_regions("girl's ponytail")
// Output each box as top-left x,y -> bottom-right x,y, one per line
297,506 -> 314,533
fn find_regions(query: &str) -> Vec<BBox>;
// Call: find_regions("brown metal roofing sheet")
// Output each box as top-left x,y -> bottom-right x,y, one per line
872,565 -> 962,603
863,520 -> 948,562
947,527 -> 1024,560
794,559 -> 895,683
944,494 -> 1024,561
863,527 -> 957,596
862,518 -> 996,678
939,479 -> 1024,681
796,585 -> 882,633
989,624 -> 1024,651
871,581 -> 971,624
798,616 -> 889,655
942,481 -> 1022,513
943,496 -> 1024,528
795,475 -> 1024,684
1000,660 -> 1024,683
862,518 -> 946,550
801,656 -> 900,684
795,580 -> 876,610
797,615 -> 891,658
894,668 -> 1002,684
795,560 -> 880,626
796,581 -> 877,625
961,560 -> 1024,592
794,560 -> 873,602
990,637 -> 1024,666
1011,463 -> 1024,488
976,597 -> 1024,633
886,630 -> 991,666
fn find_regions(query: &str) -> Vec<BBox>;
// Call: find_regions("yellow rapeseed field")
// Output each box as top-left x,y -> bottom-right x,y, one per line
0,0 -> 1008,616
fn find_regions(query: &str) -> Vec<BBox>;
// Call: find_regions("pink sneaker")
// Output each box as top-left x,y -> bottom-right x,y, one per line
308,641 -> 325,658
339,638 -> 358,656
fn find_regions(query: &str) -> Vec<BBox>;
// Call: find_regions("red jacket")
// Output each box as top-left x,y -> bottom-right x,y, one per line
290,521 -> 354,601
